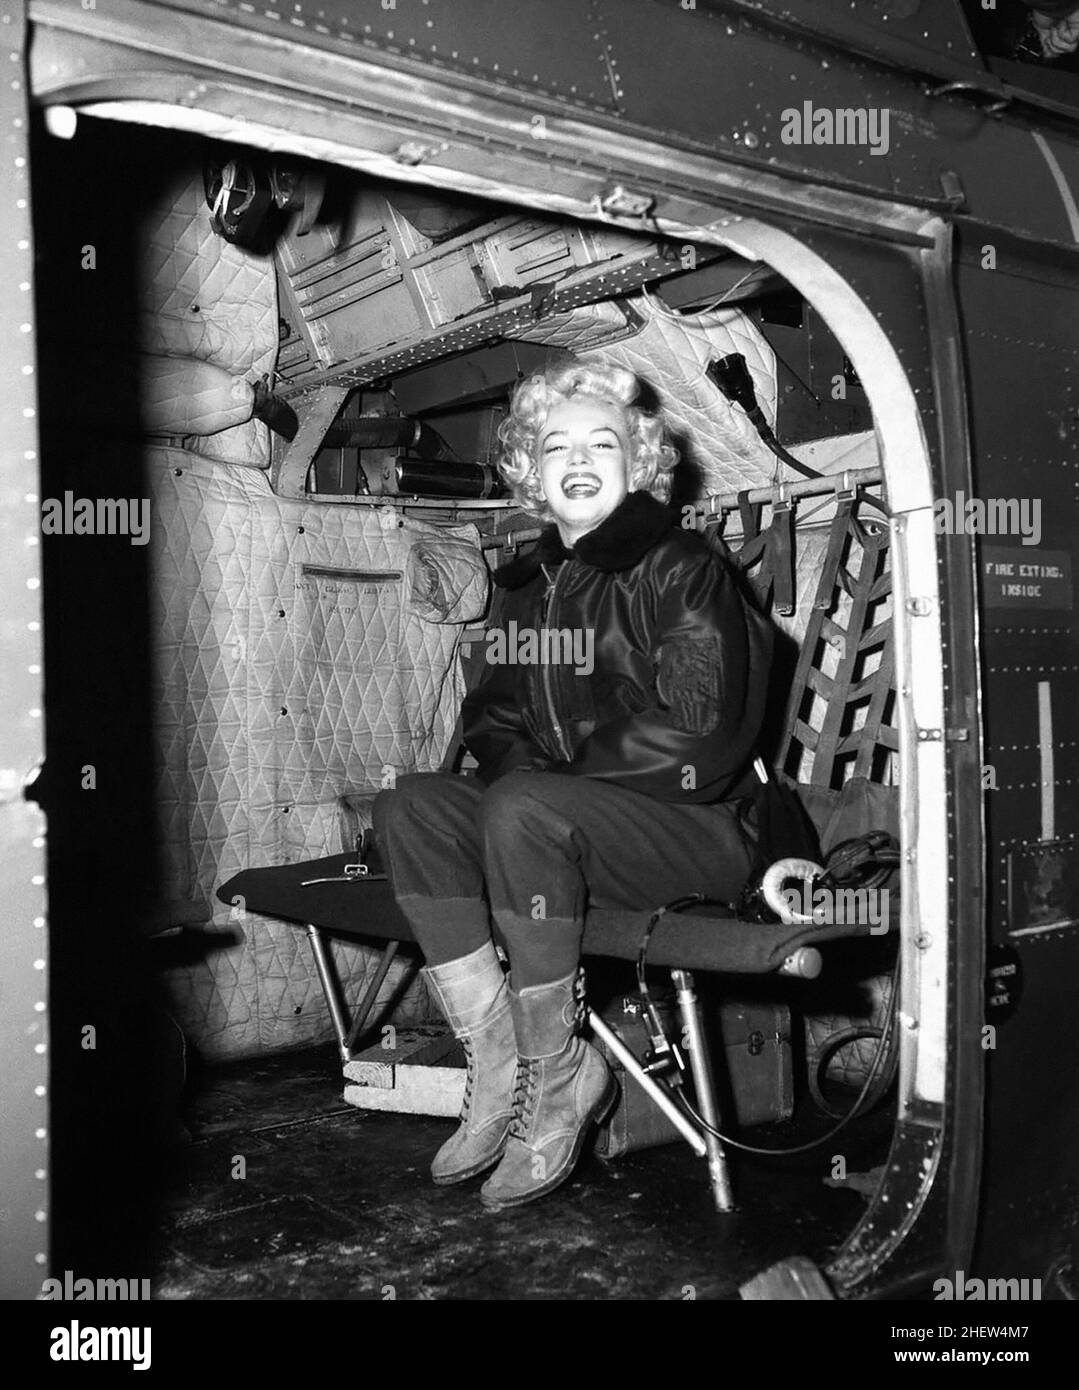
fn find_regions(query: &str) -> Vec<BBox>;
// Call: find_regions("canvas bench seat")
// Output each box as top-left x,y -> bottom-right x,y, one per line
218,851 -> 891,977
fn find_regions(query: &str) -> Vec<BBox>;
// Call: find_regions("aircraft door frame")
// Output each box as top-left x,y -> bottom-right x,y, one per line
700,215 -> 985,1296
0,1 -> 50,1301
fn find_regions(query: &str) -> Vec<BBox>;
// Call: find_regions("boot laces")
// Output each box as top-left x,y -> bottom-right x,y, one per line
508,1060 -> 539,1142
461,1037 -> 476,1116
572,969 -> 587,1026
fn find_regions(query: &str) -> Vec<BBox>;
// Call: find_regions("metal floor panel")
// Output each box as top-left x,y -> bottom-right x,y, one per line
150,1045 -> 892,1300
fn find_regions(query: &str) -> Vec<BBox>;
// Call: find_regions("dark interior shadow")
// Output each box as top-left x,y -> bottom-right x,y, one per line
666,430 -> 707,516
33,119 -> 244,1282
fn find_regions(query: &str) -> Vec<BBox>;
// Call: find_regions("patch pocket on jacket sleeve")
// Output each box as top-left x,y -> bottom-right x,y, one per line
655,637 -> 723,735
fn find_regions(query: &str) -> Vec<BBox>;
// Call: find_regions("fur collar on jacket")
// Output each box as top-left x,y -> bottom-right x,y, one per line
493,490 -> 674,589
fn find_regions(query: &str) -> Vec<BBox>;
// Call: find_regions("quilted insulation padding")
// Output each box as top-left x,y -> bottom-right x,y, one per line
149,446 -> 487,1058
139,356 -> 254,437
137,168 -> 278,469
511,292 -> 780,495
184,418 -> 271,471
504,299 -> 638,353
138,170 -> 278,376
804,966 -> 897,1093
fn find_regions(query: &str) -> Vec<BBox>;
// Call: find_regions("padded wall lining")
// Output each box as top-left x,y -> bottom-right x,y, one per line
139,169 -> 278,468
149,446 -> 487,1057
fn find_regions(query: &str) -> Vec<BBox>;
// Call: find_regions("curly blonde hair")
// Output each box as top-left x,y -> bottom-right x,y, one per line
497,359 -> 679,519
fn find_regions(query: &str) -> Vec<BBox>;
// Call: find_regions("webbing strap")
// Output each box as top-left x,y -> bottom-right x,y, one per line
771,500 -> 795,616
812,495 -> 855,611
737,489 -> 761,542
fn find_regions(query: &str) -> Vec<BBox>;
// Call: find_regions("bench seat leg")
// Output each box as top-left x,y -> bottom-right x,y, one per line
306,924 -> 353,1063
345,940 -> 400,1052
587,1008 -> 707,1157
671,968 -> 736,1213
304,927 -> 403,1064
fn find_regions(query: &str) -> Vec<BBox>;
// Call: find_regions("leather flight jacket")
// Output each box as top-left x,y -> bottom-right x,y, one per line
463,490 -> 773,804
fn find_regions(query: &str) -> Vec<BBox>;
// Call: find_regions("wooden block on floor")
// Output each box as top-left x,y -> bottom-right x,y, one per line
342,1026 -> 465,1117
344,1026 -> 458,1088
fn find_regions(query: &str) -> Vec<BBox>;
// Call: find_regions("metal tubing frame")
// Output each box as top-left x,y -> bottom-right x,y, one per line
305,925 -> 352,1062
345,939 -> 400,1052
671,969 -> 737,1213
587,1009 -> 707,1159
304,925 -> 401,1064
478,468 -> 885,553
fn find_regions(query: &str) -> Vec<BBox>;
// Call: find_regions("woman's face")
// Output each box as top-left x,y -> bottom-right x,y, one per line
536,395 -> 634,546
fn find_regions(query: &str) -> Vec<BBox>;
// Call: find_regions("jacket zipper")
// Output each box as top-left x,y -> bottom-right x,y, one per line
539,561 -> 574,761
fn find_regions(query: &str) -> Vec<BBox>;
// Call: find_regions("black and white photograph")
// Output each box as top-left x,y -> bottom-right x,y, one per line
2,0 -> 1078,1347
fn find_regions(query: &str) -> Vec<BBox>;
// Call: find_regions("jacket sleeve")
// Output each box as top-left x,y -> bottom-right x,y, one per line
461,586 -> 553,785
558,550 -> 770,801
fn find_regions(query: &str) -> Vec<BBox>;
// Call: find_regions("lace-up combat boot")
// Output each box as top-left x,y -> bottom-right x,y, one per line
479,969 -> 617,1211
423,942 -> 518,1185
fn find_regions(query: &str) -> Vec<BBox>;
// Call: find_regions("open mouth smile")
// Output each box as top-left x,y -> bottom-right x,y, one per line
561,472 -> 602,499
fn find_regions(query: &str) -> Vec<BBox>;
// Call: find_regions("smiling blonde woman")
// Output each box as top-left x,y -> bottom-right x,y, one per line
375,356 -> 773,1211
498,360 -> 678,520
